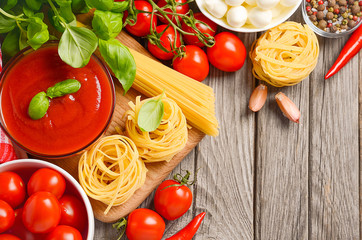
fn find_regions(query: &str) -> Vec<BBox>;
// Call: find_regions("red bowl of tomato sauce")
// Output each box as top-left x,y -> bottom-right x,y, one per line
0,42 -> 115,158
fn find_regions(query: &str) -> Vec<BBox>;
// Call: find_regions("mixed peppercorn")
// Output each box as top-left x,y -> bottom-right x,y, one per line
306,0 -> 362,33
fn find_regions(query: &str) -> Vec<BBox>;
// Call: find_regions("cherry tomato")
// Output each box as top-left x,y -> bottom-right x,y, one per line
27,168 -> 66,199
0,172 -> 26,208
23,192 -> 61,234
59,195 -> 87,232
181,13 -> 218,48
0,234 -> 21,240
126,209 -> 165,240
7,208 -> 47,240
125,1 -> 157,37
148,25 -> 181,60
206,32 -> 246,72
46,225 -> 82,240
173,45 -> 209,82
0,200 -> 15,233
157,0 -> 189,24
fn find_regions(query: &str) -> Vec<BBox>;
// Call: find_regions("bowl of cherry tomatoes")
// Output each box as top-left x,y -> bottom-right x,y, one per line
0,159 -> 94,240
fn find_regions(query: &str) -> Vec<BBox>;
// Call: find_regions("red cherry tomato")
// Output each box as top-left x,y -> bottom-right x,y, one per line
46,225 -> 82,240
154,180 -> 192,220
173,45 -> 209,82
0,172 -> 26,208
59,195 -> 87,232
27,168 -> 66,199
22,192 -> 61,234
206,32 -> 246,72
181,13 -> 218,47
157,0 -> 189,24
0,200 -> 15,233
7,208 -> 47,240
125,1 -> 157,37
126,209 -> 165,240
0,234 -> 21,240
148,25 -> 181,60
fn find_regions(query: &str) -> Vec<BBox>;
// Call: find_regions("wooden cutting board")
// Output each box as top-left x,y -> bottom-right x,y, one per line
44,31 -> 205,223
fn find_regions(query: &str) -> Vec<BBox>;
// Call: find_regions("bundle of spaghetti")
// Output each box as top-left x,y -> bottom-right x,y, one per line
125,95 -> 188,163
129,49 -> 218,136
250,21 -> 319,87
78,135 -> 147,214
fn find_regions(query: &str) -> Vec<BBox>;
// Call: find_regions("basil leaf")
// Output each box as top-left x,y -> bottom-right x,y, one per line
111,1 -> 129,13
23,4 -> 35,17
92,10 -> 123,40
72,0 -> 87,13
0,14 -> 16,34
19,29 -> 29,50
54,0 -> 76,23
46,79 -> 81,98
28,92 -> 49,120
25,0 -> 42,11
2,28 -> 20,58
85,0 -> 113,11
98,38 -> 136,93
48,9 -> 65,32
54,0 -> 71,7
137,97 -> 164,132
58,25 -> 98,68
27,17 -> 49,50
2,0 -> 17,10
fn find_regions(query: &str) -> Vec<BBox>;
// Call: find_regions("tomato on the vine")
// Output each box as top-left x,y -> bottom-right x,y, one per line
157,0 -> 189,24
59,195 -> 87,232
0,234 -> 21,240
0,172 -> 26,208
0,200 -> 15,234
148,25 -> 181,60
22,192 -> 61,234
207,32 -> 246,72
125,1 -> 157,37
173,45 -> 209,82
27,168 -> 66,199
46,225 -> 82,240
126,209 -> 165,240
182,12 -> 218,48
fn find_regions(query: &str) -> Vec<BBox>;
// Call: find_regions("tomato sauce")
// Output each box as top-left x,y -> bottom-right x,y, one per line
1,45 -> 114,156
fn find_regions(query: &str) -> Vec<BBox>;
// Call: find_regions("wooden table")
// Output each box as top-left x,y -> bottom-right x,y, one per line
95,8 -> 361,239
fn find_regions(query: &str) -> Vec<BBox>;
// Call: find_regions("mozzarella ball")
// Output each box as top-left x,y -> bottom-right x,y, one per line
280,0 -> 297,7
205,0 -> 228,18
227,6 -> 248,27
245,0 -> 257,6
248,7 -> 273,27
256,0 -> 279,9
225,0 -> 245,6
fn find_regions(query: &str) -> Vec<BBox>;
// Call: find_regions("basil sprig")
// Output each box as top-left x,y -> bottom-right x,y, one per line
28,79 -> 81,120
137,94 -> 165,132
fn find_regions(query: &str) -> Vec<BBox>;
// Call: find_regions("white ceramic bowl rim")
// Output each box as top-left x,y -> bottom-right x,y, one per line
195,0 -> 303,32
0,159 -> 95,240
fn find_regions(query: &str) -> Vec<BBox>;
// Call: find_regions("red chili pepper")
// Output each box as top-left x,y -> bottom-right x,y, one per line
325,24 -> 362,79
166,212 -> 206,240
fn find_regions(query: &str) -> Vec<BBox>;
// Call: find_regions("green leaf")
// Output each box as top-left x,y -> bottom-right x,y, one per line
71,0 -> 87,13
19,29 -> 29,50
2,28 -> 20,58
25,0 -> 42,11
92,10 -> 123,40
27,17 -> 49,50
23,4 -> 35,17
2,0 -> 18,11
111,1 -> 128,13
58,25 -> 98,68
0,14 -> 16,34
46,79 -> 81,98
48,9 -> 65,32
28,92 -> 49,120
54,0 -> 72,7
85,0 -> 113,11
137,96 -> 165,132
98,38 -> 136,93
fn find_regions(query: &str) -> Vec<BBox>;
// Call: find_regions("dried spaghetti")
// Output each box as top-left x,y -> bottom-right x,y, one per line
78,135 -> 147,214
125,95 -> 188,163
250,22 -> 319,87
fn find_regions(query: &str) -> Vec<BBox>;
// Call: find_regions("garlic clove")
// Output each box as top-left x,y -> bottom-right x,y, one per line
248,84 -> 268,112
275,92 -> 301,123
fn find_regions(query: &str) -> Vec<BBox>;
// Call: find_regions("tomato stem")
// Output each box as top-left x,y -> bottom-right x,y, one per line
113,218 -> 127,240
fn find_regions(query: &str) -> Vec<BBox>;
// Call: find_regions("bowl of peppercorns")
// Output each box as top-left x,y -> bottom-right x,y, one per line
303,0 -> 362,37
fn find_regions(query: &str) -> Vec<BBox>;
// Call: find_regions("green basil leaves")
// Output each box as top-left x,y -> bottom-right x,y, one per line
28,79 -> 81,120
27,17 -> 49,50
92,10 -> 123,40
99,38 -> 136,94
0,14 -> 16,33
137,95 -> 165,132
58,25 -> 98,68
85,0 -> 113,11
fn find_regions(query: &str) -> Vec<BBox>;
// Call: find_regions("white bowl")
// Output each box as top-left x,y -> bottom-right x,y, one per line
195,0 -> 302,32
0,159 -> 95,240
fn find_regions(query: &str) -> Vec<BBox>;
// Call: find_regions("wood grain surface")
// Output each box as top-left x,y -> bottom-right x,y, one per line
57,7 -> 362,240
